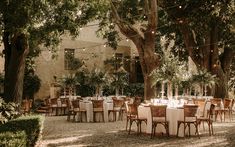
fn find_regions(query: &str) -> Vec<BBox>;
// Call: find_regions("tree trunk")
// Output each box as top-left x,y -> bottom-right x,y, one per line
212,68 -> 228,98
3,33 -> 29,103
174,85 -> 178,99
144,75 -> 155,100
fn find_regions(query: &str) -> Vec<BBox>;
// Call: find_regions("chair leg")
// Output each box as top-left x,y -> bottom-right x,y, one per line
126,117 -> 128,131
211,121 -> 214,135
139,121 -> 142,134
188,123 -> 191,137
114,112 -> 116,121
93,112 -> 96,122
196,123 -> 200,138
177,122 -> 180,137
80,112 -> 83,122
153,124 -> 156,137
128,120 -> 133,134
102,112 -> 104,122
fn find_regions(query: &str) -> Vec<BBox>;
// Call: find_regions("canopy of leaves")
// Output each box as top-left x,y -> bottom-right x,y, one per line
0,0 -> 96,52
158,0 -> 235,59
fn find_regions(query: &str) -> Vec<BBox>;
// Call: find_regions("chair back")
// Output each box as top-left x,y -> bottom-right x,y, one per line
223,98 -> 232,109
127,103 -> 138,116
133,97 -> 142,105
150,105 -> 167,121
50,98 -> 58,105
113,98 -> 124,108
194,99 -> 206,117
61,98 -> 69,107
211,98 -> 222,107
71,99 -> 80,109
92,100 -> 104,109
183,104 -> 198,118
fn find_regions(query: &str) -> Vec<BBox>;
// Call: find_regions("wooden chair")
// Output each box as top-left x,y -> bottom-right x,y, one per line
108,98 -> 125,121
177,104 -> 200,138
197,104 -> 215,136
21,99 -> 33,115
60,98 -> 69,115
49,98 -> 60,116
127,103 -> 147,135
71,99 -> 87,122
193,99 -> 206,117
35,98 -> 50,116
222,98 -> 233,121
210,98 -> 223,122
92,100 -> 104,122
150,105 -> 169,138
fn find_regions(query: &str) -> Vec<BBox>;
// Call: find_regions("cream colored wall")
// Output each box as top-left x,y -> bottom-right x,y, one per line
35,32 -> 132,99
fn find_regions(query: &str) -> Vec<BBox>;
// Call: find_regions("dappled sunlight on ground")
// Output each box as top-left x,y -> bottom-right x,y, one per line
39,116 -> 235,147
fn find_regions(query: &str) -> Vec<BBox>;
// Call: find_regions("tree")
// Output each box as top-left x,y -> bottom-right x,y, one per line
0,0 -> 90,103
79,0 -> 161,99
160,0 -> 235,98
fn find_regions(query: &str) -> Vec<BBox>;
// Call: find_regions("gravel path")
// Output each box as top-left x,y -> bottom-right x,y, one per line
38,116 -> 235,147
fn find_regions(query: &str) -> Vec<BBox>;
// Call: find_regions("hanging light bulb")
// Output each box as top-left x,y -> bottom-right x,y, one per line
82,48 -> 86,51
126,38 -> 129,42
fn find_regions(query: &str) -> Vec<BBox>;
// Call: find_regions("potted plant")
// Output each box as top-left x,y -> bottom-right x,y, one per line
60,74 -> 79,96
191,68 -> 217,96
89,68 -> 109,97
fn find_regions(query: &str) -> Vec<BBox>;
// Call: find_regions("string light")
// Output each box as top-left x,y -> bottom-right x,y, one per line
82,48 -> 86,51
126,38 -> 129,42
179,5 -> 182,9
103,44 -> 107,48
151,31 -> 155,34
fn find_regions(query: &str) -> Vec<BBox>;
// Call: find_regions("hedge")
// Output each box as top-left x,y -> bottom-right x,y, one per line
0,115 -> 44,147
0,131 -> 27,147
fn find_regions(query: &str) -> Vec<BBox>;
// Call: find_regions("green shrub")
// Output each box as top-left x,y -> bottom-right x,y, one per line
0,131 -> 27,147
124,83 -> 144,97
0,115 -> 44,147
0,98 -> 19,124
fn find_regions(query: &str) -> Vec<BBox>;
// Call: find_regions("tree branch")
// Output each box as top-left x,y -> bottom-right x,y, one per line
109,0 -> 143,41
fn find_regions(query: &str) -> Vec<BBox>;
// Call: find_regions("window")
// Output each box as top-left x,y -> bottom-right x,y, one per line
115,53 -> 123,69
64,48 -> 75,70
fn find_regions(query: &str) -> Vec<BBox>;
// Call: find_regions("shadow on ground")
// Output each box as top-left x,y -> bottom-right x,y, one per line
40,116 -> 235,147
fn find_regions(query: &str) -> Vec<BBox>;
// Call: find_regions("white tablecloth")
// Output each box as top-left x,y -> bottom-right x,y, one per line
79,101 -> 113,122
138,106 -> 196,137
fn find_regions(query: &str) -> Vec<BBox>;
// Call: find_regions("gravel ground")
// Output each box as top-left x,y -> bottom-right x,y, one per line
38,116 -> 235,147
